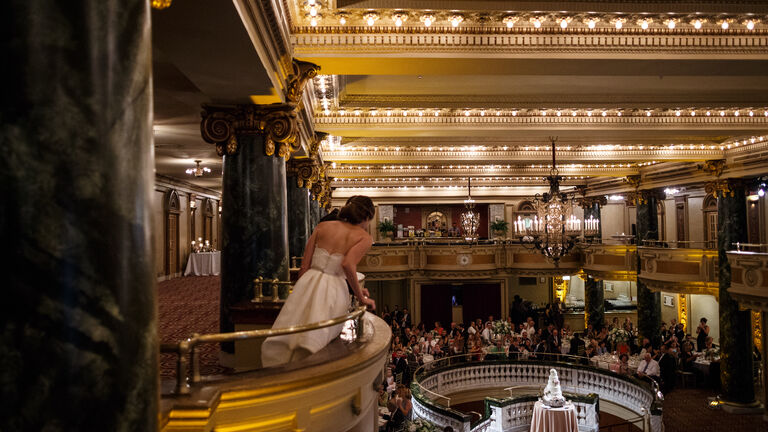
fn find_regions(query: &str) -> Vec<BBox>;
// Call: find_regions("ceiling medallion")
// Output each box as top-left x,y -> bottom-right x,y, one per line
515,138 -> 600,266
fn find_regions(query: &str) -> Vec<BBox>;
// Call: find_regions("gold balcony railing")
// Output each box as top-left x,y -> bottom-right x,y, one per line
160,305 -> 368,395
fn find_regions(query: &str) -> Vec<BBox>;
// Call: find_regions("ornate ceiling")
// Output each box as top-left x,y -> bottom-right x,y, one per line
150,1 -> 768,200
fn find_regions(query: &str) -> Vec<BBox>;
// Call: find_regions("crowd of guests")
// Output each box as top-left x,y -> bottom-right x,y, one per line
377,298 -> 727,405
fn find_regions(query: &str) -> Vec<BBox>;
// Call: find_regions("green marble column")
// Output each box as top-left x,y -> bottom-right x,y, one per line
717,186 -> 755,405
585,276 -> 605,330
0,0 -> 156,430
637,194 -> 662,344
310,198 -> 321,229
287,177 -> 311,260
220,133 -> 289,350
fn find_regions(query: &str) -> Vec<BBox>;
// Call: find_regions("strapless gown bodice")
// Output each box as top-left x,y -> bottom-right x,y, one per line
310,247 -> 344,276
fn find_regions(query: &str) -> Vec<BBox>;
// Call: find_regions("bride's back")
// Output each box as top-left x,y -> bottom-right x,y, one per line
314,220 -> 369,256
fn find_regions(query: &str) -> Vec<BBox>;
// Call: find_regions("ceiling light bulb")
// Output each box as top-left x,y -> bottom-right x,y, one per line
451,15 -> 463,27
309,6 -> 317,17
749,110 -> 754,116
746,20 -> 755,30
693,20 -> 702,29
706,111 -> 711,116
734,111 -> 740,117
614,20 -> 624,30
339,16 -> 347,25
667,20 -> 676,29
759,189 -> 765,197
601,111 -> 607,117
560,19 -> 568,29
464,110 -> 470,116
639,20 -> 649,30
675,110 -> 681,116
646,111 -> 651,116
720,111 -> 726,116
395,17 -> 402,26
586,19 -> 597,29
533,19 -> 541,28
421,14 -> 434,27
503,16 -> 518,28
571,110 -> 577,116
721,20 -> 729,30
310,17 -> 318,26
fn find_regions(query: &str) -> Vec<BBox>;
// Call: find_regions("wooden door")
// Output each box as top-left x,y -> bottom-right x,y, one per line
706,212 -> 718,248
676,203 -> 686,243
747,200 -> 761,244
166,213 -> 179,275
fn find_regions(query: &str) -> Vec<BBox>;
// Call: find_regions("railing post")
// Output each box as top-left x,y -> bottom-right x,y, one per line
251,276 -> 264,302
175,339 -> 191,395
190,334 -> 201,383
356,311 -> 366,342
271,278 -> 280,301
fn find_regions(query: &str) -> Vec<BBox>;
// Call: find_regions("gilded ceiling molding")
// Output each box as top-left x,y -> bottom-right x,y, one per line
699,159 -> 727,177
705,178 -> 743,197
200,59 -> 320,159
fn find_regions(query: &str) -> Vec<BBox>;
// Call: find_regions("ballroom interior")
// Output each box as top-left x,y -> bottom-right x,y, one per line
4,1 -> 768,431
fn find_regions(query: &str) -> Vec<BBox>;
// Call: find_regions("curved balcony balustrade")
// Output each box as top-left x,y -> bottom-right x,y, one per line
638,241 -> 719,296
411,354 -> 662,432
160,311 -> 391,432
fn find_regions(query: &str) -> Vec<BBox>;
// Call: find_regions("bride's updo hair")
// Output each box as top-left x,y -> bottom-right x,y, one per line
338,195 -> 374,224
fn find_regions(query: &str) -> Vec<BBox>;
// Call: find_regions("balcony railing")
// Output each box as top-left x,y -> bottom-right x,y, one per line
637,243 -> 719,295
726,246 -> 768,311
411,353 -> 662,432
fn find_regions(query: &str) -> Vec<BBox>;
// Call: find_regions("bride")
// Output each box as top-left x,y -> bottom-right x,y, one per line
261,196 -> 377,367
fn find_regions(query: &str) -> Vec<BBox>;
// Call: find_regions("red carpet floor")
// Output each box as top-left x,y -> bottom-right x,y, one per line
158,275 -> 229,379
157,276 -> 767,429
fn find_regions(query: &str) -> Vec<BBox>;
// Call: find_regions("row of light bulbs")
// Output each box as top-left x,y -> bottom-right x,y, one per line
329,141 -> 747,151
335,176 -> 589,182
304,8 -> 763,31
320,107 -> 768,118
332,162 -> 659,170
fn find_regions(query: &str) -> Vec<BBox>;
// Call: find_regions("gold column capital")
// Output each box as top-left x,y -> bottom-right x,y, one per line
705,178 -> 743,198
699,159 -> 727,177
578,196 -> 607,209
285,60 -> 321,105
200,104 -> 301,160
624,175 -> 642,190
287,158 -> 320,189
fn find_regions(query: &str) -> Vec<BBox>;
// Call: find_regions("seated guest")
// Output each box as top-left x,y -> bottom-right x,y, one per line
680,341 -> 699,373
585,343 -> 597,358
660,322 -> 671,343
597,340 -> 609,355
636,353 -> 661,383
618,354 -> 631,376
657,344 -> 677,393
378,384 -> 389,408
568,332 -> 586,357
704,336 -> 719,355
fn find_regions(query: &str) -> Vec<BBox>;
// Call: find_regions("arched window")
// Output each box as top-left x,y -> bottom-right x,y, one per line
703,194 -> 718,248
165,190 -> 181,276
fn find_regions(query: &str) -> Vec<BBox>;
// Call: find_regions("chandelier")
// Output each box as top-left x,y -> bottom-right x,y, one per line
461,178 -> 480,242
515,138 -> 599,266
186,160 -> 211,177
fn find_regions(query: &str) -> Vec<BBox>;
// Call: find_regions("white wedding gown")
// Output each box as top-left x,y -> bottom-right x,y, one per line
261,247 -> 351,367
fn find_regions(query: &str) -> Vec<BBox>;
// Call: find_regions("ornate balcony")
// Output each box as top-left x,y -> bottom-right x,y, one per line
582,243 -> 637,281
637,242 -> 719,296
160,314 -> 391,432
412,355 -> 661,432
358,241 -> 581,280
727,250 -> 768,311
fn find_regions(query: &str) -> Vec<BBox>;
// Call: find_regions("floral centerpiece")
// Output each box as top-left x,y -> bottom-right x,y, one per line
606,327 -> 631,346
493,320 -> 512,336
407,418 -> 440,432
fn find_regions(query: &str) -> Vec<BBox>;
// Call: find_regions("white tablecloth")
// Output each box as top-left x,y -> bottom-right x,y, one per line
530,401 -> 579,432
184,251 -> 221,276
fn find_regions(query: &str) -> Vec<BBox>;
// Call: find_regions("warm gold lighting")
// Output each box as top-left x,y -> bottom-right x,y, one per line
151,0 -> 172,10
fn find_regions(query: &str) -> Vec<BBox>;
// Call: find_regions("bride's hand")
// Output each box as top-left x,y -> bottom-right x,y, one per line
362,288 -> 371,297
361,296 -> 376,311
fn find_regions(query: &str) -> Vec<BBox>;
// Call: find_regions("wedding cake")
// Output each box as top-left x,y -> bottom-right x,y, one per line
541,368 -> 567,408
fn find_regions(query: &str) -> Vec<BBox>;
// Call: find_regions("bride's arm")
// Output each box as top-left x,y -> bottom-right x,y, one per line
342,234 -> 375,309
298,229 -> 318,279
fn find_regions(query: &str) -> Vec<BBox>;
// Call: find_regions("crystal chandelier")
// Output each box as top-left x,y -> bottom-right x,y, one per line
186,160 -> 211,177
461,178 -> 480,242
515,138 -> 599,266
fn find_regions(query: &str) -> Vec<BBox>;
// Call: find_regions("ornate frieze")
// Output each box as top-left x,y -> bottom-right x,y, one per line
200,59 -> 320,159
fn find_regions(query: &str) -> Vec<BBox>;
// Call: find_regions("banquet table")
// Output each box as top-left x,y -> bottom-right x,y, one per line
530,401 -> 579,432
590,353 -> 640,374
184,251 -> 221,276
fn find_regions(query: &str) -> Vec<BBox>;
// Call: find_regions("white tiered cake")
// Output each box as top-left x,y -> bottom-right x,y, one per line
541,368 -> 567,408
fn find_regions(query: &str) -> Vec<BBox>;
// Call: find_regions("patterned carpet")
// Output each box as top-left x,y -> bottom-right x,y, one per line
157,277 -> 767,429
662,387 -> 765,432
158,275 -> 228,379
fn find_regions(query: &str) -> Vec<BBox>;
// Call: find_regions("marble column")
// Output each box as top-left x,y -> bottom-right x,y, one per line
584,276 -> 605,330
1,1 -> 156,430
716,185 -> 755,405
219,133 -> 289,347
636,193 -> 662,344
310,198 -> 321,229
286,175 -> 311,260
